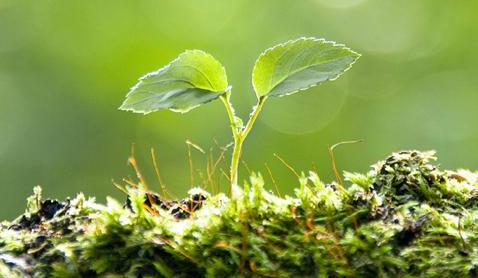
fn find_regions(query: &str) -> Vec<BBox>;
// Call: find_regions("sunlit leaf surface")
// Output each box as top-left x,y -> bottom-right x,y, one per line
252,37 -> 360,98
120,50 -> 228,114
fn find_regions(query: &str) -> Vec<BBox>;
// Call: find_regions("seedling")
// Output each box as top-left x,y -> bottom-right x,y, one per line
120,37 -> 360,198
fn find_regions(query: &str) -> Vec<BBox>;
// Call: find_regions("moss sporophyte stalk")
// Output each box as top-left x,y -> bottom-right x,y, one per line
119,37 -> 360,198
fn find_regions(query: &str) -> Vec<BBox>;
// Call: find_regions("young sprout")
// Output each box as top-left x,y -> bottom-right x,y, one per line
120,37 -> 360,198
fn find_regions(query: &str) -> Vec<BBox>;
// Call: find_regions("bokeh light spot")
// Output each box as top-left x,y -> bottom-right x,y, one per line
260,79 -> 348,135
0,77 -> 25,157
406,71 -> 478,142
334,0 -> 423,55
315,0 -> 369,9
348,55 -> 404,100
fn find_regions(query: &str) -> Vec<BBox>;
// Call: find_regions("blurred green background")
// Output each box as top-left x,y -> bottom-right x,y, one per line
1,0 -> 478,220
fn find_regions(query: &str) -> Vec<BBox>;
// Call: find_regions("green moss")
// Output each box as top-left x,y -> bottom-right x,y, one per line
1,150 -> 478,277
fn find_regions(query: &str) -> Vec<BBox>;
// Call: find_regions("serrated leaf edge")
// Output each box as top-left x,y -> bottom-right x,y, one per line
119,50 -> 229,115
252,37 -> 361,98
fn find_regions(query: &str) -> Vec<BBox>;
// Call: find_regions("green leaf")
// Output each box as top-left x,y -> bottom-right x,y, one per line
252,37 -> 360,98
120,50 -> 229,114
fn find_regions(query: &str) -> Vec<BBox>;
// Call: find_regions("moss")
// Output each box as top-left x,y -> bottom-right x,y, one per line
1,150 -> 478,277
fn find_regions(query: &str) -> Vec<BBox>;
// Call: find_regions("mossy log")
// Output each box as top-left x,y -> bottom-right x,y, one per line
2,151 -> 478,278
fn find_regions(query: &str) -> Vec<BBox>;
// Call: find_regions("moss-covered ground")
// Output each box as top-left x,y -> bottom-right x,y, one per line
2,150 -> 478,278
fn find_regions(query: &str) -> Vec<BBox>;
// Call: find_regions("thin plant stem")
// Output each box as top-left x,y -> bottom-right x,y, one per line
242,96 -> 266,139
220,93 -> 268,198
220,92 -> 239,137
150,148 -> 169,199
328,139 -> 363,187
229,136 -> 243,190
